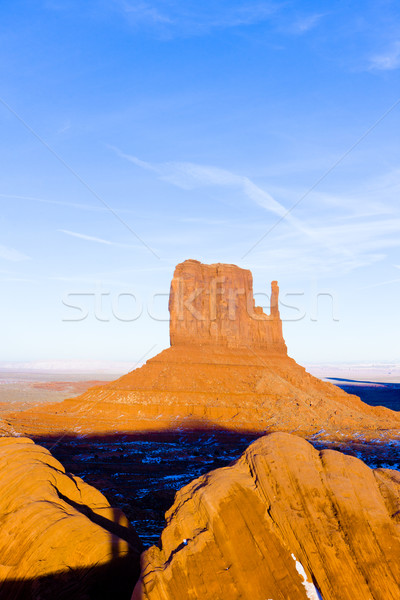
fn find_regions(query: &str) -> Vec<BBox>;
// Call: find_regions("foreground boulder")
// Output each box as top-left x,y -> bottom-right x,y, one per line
133,432 -> 400,600
0,437 -> 142,600
6,260 -> 400,440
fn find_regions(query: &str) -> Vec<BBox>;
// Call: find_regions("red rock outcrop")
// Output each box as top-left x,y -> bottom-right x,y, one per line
4,260 -> 400,440
0,418 -> 14,436
169,260 -> 286,353
133,432 -> 400,600
0,436 -> 142,600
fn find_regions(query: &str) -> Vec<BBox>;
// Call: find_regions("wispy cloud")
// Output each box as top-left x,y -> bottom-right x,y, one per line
59,229 -> 139,248
370,41 -> 400,71
57,120 -> 72,134
250,212 -> 400,276
205,3 -> 281,29
50,263 -> 173,285
359,277 -> 400,290
0,244 -> 30,262
115,0 -> 172,25
310,217 -> 400,251
118,149 -> 372,258
0,193 -> 105,212
113,148 -> 289,219
113,1 -> 281,34
0,277 -> 37,283
113,147 -> 400,275
287,13 -> 324,35
51,274 -> 138,286
60,230 -> 115,245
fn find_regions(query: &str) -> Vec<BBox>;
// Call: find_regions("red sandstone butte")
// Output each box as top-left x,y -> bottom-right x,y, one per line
4,259 -> 400,439
0,436 -> 141,600
169,260 -> 286,353
132,432 -> 400,600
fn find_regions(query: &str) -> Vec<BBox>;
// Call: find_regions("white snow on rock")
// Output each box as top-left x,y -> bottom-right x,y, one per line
291,554 -> 323,600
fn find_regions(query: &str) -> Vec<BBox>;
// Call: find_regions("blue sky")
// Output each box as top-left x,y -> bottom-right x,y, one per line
1,0 -> 399,365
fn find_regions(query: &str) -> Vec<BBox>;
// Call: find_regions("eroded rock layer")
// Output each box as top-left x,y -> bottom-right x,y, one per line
4,260 -> 400,439
133,432 -> 400,600
0,436 -> 142,600
169,259 -> 286,352
6,345 -> 399,439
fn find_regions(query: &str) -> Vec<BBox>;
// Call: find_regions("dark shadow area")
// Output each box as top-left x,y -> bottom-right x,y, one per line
56,490 -> 143,551
35,427 -> 261,547
328,379 -> 400,411
32,424 -> 400,549
0,557 -> 139,600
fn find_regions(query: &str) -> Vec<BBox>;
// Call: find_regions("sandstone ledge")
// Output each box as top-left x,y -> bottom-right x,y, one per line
133,432 -> 400,600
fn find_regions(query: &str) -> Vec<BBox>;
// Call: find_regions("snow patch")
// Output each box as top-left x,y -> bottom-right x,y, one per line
291,554 -> 323,600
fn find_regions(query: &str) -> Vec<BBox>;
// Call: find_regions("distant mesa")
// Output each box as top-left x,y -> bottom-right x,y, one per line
3,259 -> 400,439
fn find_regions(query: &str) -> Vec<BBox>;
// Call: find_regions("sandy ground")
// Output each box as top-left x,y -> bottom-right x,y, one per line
0,365 -> 399,412
0,370 -> 119,412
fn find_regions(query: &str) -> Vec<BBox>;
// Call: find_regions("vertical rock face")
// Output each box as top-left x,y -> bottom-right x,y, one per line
169,259 -> 287,353
132,432 -> 400,600
0,437 -> 142,600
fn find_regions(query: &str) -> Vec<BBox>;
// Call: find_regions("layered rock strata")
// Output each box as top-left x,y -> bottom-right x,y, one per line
0,436 -> 142,600
4,260 -> 400,439
169,259 -> 286,352
133,432 -> 400,600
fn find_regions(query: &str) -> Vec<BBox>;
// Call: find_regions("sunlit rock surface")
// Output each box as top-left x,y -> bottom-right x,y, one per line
0,436 -> 142,600
169,259 -> 286,352
133,432 -> 400,600
5,260 -> 400,439
0,418 -> 14,436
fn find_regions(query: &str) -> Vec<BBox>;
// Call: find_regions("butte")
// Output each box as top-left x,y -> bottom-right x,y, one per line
5,259 -> 400,439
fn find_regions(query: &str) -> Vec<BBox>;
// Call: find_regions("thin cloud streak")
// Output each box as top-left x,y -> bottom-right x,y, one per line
113,147 -> 291,219
274,215 -> 400,254
370,41 -> 400,71
0,244 -> 30,262
248,213 -> 400,276
287,13 -> 324,34
0,193 -> 105,212
51,275 -> 140,286
114,148 -> 400,276
116,0 -> 172,24
114,148 -> 358,262
358,278 -> 400,290
59,229 -> 139,248
0,277 -> 37,283
114,1 -> 282,33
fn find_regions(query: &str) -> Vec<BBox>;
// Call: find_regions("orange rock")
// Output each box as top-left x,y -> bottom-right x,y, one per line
169,260 -> 286,353
0,436 -> 142,599
0,419 -> 14,436
133,432 -> 400,600
4,260 -> 400,439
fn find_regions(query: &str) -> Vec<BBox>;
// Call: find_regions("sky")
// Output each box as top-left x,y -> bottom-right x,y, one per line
1,0 -> 399,366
